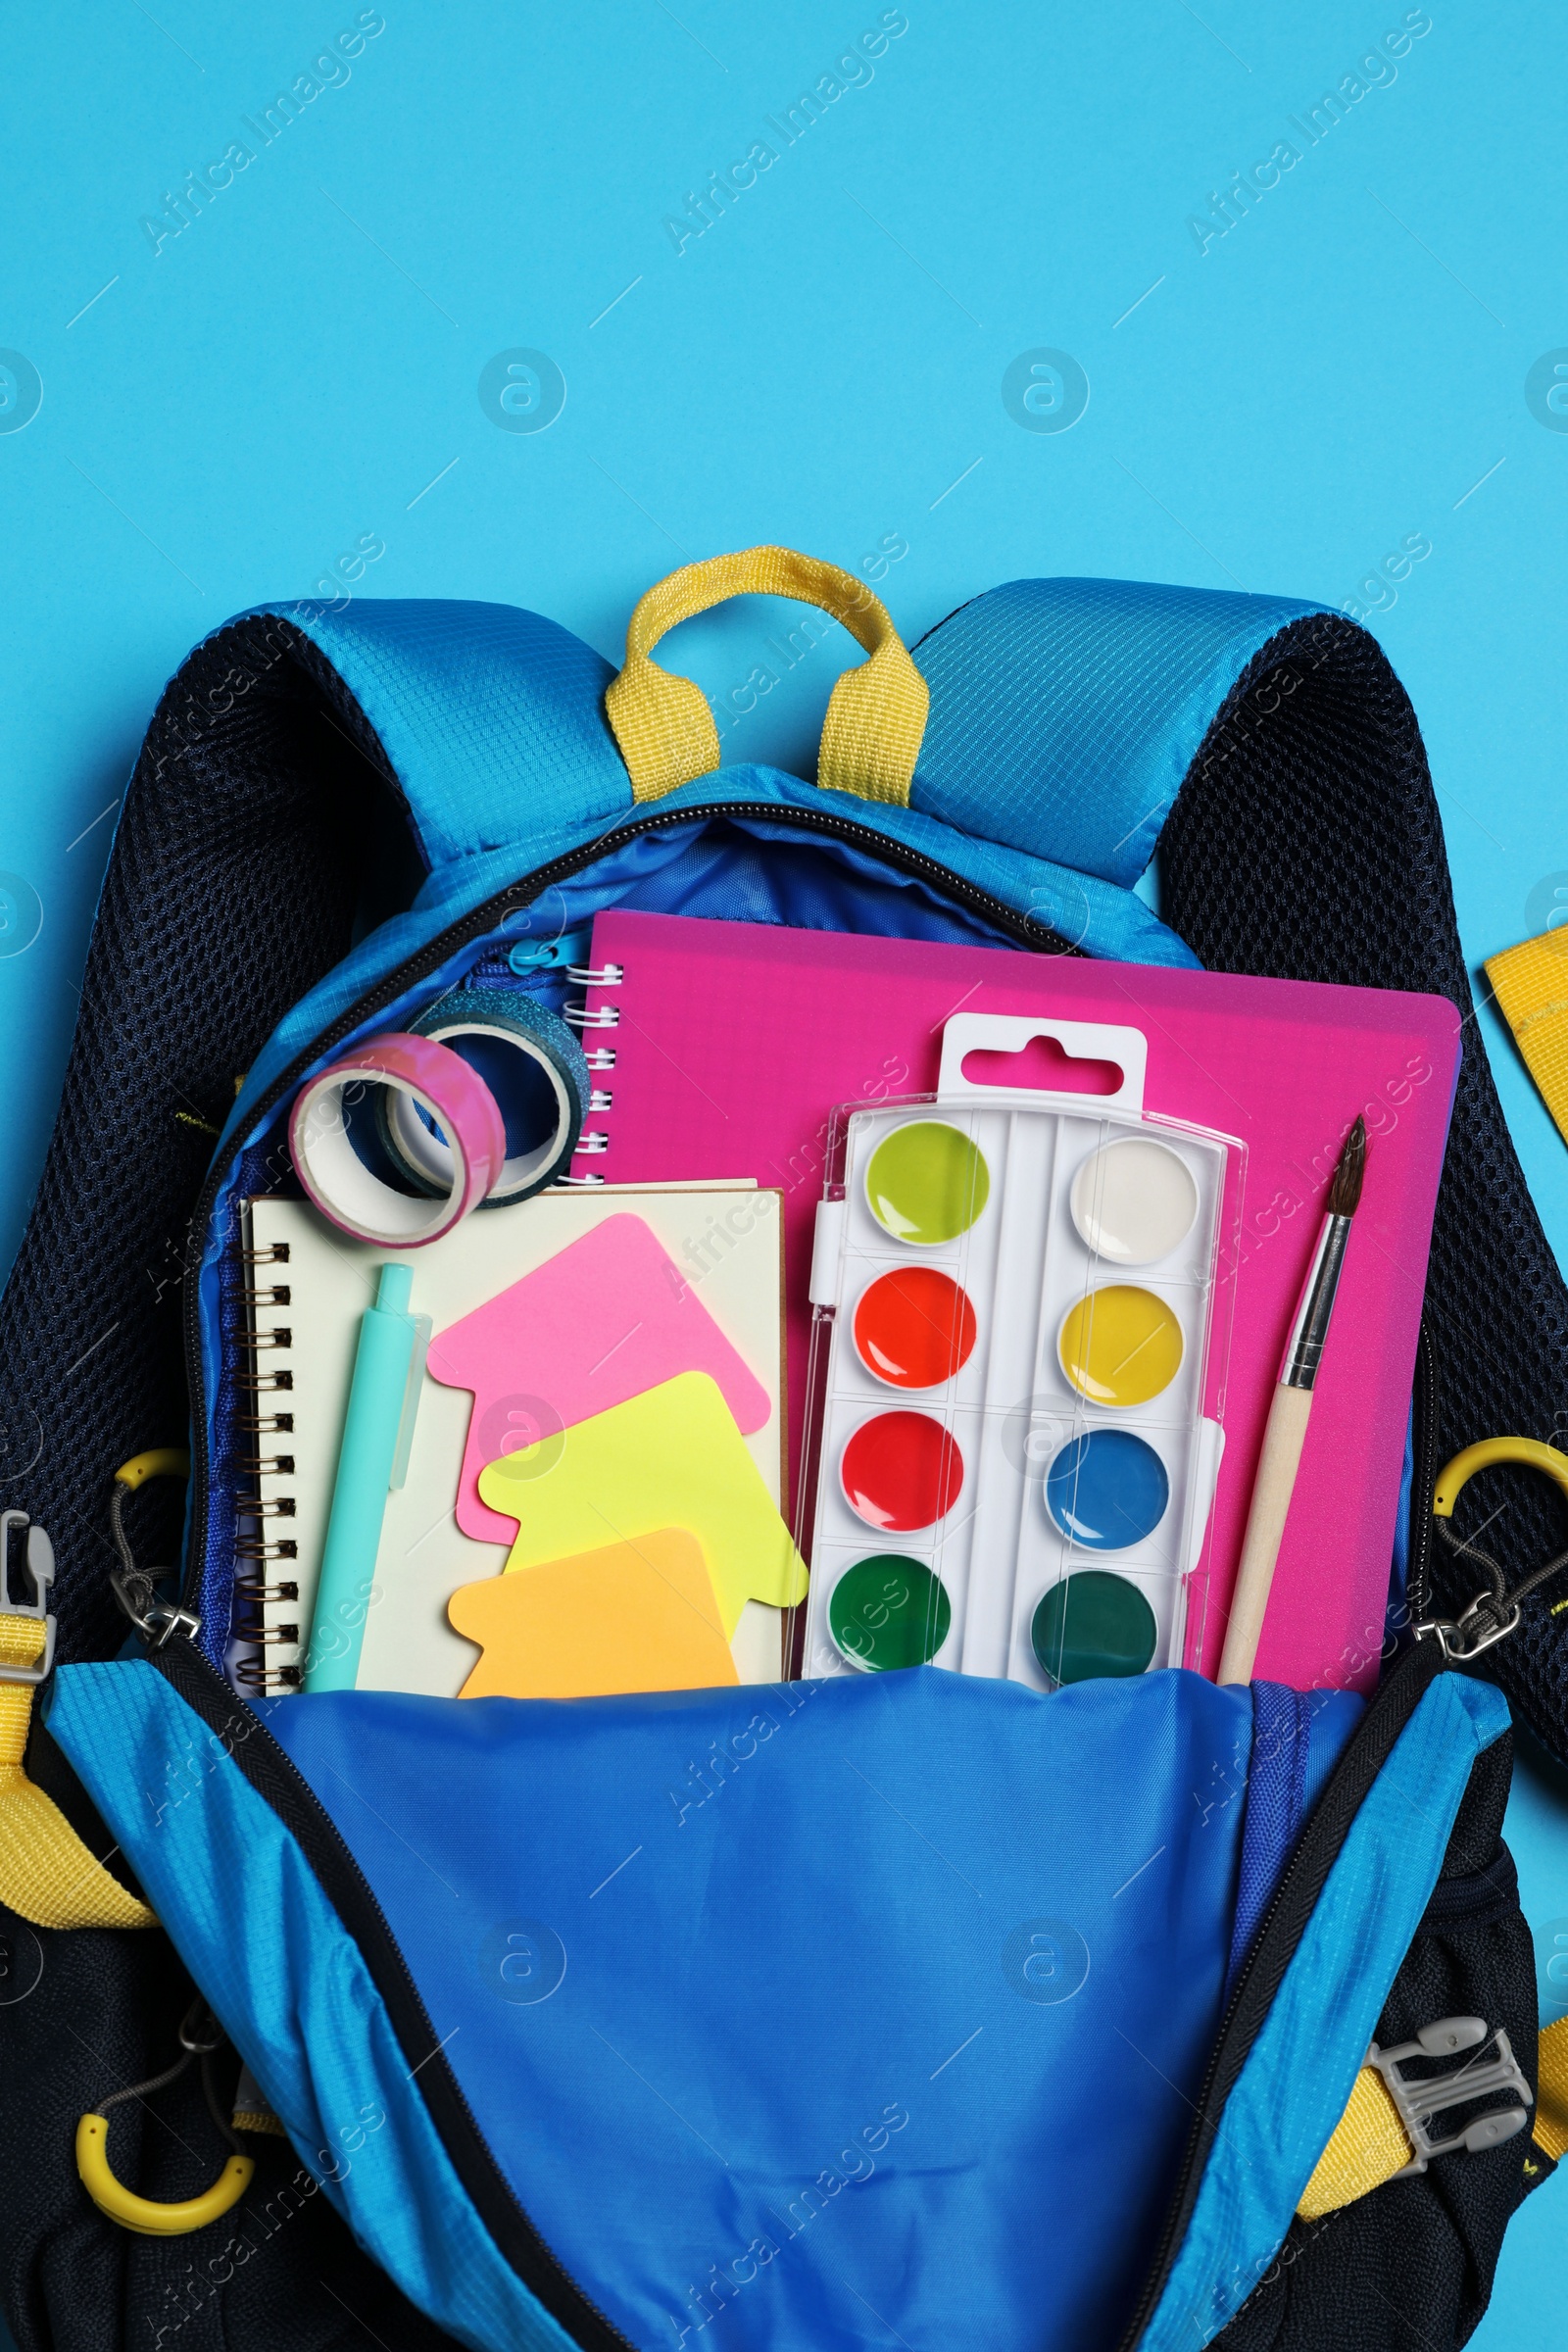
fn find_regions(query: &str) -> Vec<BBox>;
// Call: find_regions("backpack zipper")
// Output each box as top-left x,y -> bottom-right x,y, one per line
1405,1317 -> 1439,1631
1112,1635 -> 1445,2349
176,798 -> 1077,1622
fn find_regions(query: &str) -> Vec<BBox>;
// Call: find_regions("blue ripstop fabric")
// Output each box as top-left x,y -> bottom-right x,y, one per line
260,596 -> 629,869
1223,1685 -> 1364,1997
910,578 -> 1326,885
50,1657 -> 1259,2352
1142,1670 -> 1512,2352
251,1666 -> 1254,2352
45,1661 -> 578,2352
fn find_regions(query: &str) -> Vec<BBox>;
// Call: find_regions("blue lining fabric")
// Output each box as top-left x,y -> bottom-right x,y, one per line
1142,1671 -> 1512,2352
1223,1688 -> 1363,1998
46,1661 -> 580,2352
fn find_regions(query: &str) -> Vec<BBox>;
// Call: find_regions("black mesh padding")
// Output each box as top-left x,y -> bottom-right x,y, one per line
0,615 -> 422,1667
0,619 -> 453,2352
1161,612 -> 1568,1760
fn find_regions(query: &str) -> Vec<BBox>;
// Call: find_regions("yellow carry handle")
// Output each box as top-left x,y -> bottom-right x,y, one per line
604,546 -> 929,808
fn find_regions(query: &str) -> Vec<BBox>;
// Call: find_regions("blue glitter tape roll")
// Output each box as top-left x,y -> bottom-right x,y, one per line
377,988 -> 589,1205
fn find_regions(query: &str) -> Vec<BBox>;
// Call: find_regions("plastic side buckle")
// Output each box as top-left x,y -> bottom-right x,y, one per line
1368,2016 -> 1532,2176
0,1510 -> 57,1687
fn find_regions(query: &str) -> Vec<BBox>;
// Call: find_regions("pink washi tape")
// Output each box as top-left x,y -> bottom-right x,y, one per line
289,1032 -> 507,1247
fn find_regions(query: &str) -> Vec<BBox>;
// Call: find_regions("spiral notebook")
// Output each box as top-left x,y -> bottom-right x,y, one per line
240,1184 -> 785,1697
566,907 -> 1462,1692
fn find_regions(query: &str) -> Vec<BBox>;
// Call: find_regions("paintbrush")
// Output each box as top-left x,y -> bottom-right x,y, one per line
1218,1114 -> 1368,1686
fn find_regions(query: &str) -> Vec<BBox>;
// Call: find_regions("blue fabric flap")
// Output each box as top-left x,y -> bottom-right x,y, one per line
55,1659 -> 1266,2352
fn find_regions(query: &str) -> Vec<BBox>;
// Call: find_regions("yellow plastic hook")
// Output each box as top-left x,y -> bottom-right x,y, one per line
74,2115 -> 253,2236
75,1996 -> 254,2234
1433,1436 -> 1568,1518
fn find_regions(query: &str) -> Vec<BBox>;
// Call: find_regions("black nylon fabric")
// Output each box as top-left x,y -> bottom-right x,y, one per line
1160,611 -> 1568,1760
1214,1735 -> 1550,2352
0,1909 -> 460,2351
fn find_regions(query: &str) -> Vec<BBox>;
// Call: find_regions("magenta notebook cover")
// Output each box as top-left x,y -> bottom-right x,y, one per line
577,909 -> 1461,1693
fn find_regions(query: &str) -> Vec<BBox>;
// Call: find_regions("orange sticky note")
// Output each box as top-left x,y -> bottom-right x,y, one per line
447,1530 -> 740,1700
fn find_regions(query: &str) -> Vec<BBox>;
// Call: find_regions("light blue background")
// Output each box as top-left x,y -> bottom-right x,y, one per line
0,2 -> 1562,2337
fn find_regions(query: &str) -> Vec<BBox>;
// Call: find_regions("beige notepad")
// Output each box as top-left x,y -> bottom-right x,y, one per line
244,1185 -> 784,1695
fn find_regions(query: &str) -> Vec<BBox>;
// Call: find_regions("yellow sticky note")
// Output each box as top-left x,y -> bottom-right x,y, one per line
447,1531 -> 739,1700
478,1372 -> 808,1635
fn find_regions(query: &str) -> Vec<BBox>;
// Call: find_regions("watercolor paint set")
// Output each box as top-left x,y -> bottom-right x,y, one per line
798,1014 -> 1244,1690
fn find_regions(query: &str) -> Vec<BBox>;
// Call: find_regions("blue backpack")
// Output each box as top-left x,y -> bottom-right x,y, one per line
0,551 -> 1559,2352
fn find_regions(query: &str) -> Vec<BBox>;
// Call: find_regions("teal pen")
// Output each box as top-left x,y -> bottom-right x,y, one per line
303,1262 -> 418,1694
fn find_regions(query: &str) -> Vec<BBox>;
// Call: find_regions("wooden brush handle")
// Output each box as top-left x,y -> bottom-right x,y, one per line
1218,1384 -> 1313,1686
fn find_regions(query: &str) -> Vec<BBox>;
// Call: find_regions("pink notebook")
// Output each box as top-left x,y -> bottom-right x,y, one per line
575,909 -> 1461,1693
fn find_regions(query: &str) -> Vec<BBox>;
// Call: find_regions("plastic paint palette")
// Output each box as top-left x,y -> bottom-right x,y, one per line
800,1015 -> 1236,1691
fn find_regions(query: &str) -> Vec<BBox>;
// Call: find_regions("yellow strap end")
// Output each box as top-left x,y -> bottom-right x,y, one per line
1486,928 -> 1568,1152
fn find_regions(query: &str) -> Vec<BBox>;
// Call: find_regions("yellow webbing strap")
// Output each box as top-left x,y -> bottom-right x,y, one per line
1297,2065 -> 1415,2220
0,1615 -> 156,1931
1485,928 -> 1568,1149
1536,2011 -> 1568,2162
231,2106 -> 287,2139
604,546 -> 929,808
1298,2015 -> 1568,2219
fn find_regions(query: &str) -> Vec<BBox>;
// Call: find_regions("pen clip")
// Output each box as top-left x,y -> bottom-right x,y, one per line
390,1314 -> 432,1491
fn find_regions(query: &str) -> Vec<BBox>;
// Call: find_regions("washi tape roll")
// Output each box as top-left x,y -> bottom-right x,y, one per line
377,990 -> 589,1208
290,1033 -> 507,1247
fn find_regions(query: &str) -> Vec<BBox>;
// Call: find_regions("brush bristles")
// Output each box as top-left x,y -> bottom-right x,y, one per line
1327,1113 -> 1367,1218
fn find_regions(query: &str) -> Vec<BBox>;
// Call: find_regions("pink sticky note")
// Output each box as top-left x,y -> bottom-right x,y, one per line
427,1213 -> 772,1544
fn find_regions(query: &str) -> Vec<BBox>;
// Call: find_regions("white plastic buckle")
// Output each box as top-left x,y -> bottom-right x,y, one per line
1368,2016 -> 1532,2176
0,1509 -> 57,1686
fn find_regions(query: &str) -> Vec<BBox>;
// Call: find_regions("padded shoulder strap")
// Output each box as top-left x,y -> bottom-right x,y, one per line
270,596 -> 627,869
910,577 -> 1323,880
1156,612 -> 1568,1757
0,612 -> 427,1665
